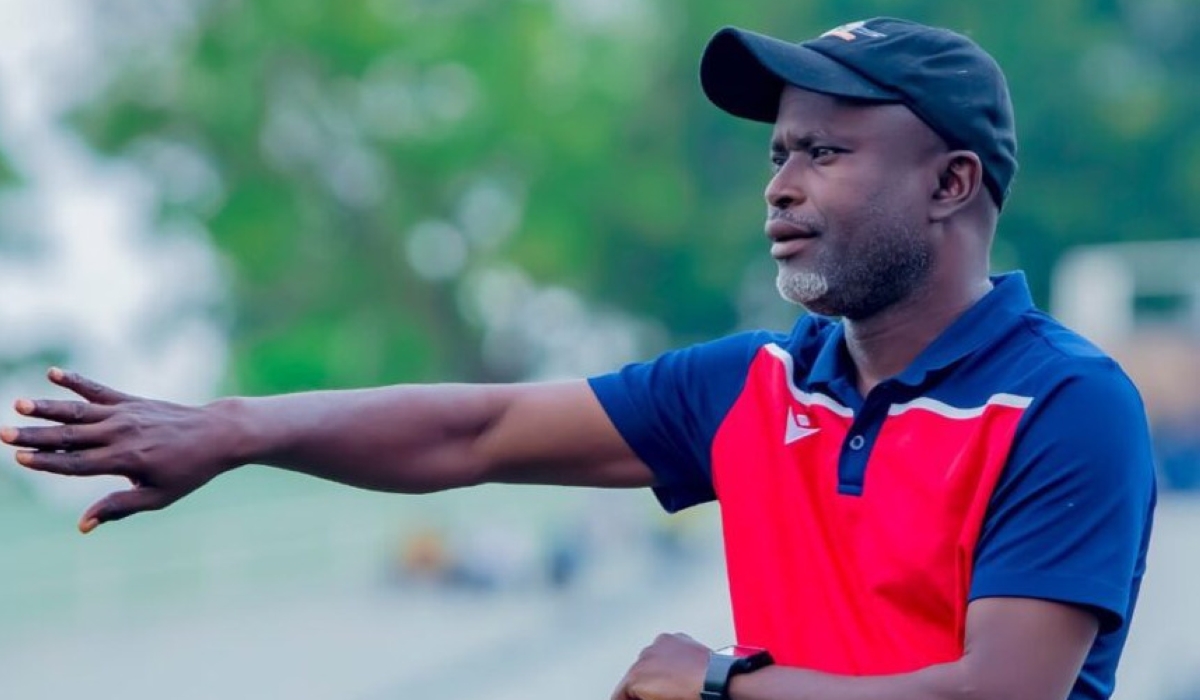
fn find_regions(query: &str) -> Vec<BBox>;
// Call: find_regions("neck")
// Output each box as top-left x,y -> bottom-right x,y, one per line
843,272 -> 993,397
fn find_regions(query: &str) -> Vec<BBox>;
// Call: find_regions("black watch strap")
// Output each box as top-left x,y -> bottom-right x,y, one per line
701,646 -> 773,700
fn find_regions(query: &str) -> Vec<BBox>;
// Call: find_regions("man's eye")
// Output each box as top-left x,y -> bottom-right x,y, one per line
809,146 -> 838,160
770,152 -> 788,169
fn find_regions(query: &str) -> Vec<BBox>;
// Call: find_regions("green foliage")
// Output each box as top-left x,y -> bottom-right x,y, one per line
0,149 -> 16,187
69,0 -> 1200,391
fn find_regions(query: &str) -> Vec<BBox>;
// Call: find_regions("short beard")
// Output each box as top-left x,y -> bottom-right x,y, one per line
775,220 -> 934,320
776,269 -> 830,309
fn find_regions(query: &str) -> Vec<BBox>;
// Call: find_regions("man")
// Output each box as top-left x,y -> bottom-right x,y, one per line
2,17 -> 1154,700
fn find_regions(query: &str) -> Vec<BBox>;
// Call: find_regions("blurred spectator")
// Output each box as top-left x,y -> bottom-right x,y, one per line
390,522 -> 543,592
450,524 -> 541,591
545,523 -> 589,591
392,527 -> 453,586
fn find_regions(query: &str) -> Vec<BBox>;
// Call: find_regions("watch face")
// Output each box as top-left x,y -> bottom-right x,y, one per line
715,645 -> 767,659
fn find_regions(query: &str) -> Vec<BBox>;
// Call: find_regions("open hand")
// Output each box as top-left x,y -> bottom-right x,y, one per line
2,368 -> 240,533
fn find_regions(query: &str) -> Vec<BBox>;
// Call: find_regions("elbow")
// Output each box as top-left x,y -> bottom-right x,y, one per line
946,660 -> 982,700
939,657 -> 1003,700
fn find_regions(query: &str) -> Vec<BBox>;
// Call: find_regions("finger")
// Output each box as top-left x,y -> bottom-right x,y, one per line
609,671 -> 636,700
48,367 -> 133,405
80,487 -> 165,533
14,447 -> 131,478
12,398 -> 113,424
2,423 -> 110,450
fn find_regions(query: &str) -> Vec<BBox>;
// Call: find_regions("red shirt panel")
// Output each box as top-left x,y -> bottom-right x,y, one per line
712,345 -> 1027,673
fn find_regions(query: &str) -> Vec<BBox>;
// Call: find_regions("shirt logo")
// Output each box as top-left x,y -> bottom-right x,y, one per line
785,407 -> 821,445
820,21 -> 886,42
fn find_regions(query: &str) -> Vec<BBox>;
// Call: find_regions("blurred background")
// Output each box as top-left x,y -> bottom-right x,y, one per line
0,0 -> 1198,697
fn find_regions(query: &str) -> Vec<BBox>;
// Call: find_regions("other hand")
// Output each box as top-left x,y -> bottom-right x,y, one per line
1,368 -> 240,533
610,632 -> 710,700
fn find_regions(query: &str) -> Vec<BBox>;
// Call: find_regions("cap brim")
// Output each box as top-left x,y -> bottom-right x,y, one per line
701,27 -> 901,123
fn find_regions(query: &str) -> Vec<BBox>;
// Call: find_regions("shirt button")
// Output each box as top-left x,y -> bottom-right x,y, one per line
848,435 -> 866,451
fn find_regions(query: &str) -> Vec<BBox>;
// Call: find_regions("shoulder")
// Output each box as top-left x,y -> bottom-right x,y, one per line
998,312 -> 1154,492
993,307 -> 1143,406
967,306 -> 1154,488
1015,308 -> 1114,363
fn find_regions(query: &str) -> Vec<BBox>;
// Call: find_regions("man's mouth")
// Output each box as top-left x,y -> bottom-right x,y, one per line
766,219 -> 819,259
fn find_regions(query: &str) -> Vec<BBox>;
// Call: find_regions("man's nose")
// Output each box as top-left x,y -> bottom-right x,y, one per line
765,160 -> 806,209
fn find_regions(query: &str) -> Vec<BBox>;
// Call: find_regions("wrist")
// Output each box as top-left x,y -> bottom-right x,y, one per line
203,397 -> 260,471
726,668 -> 764,700
701,646 -> 773,700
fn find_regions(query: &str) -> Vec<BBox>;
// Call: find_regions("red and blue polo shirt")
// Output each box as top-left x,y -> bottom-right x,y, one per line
589,272 -> 1156,700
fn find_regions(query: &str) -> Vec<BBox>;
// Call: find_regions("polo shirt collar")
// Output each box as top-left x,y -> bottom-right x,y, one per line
805,271 -> 1035,391
807,321 -> 849,387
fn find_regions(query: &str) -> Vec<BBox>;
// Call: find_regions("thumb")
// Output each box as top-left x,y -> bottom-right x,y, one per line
79,487 -> 165,533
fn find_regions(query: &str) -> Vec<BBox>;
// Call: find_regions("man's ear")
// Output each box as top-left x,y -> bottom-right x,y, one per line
930,151 -> 984,221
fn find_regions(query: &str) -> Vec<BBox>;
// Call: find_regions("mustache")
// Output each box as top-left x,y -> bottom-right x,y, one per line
766,209 -> 823,231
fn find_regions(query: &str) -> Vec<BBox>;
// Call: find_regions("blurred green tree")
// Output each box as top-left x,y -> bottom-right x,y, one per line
0,151 -> 15,186
70,0 -> 1200,393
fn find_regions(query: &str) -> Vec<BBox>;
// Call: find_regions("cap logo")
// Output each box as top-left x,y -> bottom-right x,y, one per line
820,21 -> 886,42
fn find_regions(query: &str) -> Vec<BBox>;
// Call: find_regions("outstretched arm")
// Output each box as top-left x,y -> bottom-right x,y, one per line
2,368 -> 651,532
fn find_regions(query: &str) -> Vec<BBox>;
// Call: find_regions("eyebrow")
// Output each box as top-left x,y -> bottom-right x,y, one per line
770,130 -> 833,152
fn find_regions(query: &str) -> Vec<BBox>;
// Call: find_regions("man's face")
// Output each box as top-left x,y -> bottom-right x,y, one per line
765,87 -> 946,319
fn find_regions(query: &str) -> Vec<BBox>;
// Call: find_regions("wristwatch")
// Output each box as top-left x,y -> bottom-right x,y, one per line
700,645 -> 774,700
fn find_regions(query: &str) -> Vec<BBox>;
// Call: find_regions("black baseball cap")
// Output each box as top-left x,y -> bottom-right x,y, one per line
700,18 -> 1018,207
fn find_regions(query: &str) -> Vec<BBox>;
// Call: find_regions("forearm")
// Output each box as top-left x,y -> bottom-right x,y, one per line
730,661 -> 972,700
211,379 -> 648,493
213,383 -> 511,493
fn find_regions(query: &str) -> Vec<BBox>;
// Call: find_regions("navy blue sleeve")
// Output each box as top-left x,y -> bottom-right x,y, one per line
970,359 -> 1157,633
587,331 -> 776,513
